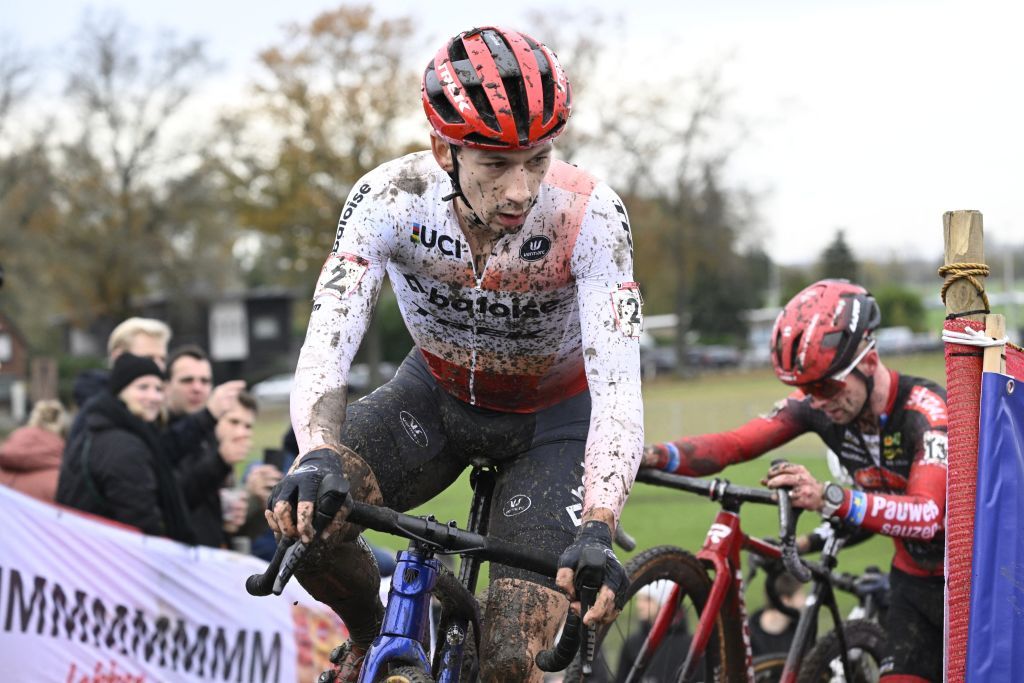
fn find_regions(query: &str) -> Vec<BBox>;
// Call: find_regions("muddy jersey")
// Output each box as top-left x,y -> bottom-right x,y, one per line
649,371 -> 947,576
292,151 -> 644,518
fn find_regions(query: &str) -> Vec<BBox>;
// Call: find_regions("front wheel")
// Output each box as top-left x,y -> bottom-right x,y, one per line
563,544 -> 746,682
796,619 -> 886,683
379,665 -> 435,682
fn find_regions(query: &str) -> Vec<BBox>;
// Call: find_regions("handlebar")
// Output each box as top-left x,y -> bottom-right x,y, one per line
246,474 -> 560,596
635,461 -> 813,582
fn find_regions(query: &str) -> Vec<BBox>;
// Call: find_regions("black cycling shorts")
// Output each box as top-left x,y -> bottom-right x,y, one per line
881,566 -> 944,681
339,349 -> 590,589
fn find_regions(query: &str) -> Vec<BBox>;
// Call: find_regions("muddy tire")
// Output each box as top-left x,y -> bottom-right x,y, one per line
562,545 -> 745,682
752,652 -> 788,682
379,665 -> 435,682
796,619 -> 886,683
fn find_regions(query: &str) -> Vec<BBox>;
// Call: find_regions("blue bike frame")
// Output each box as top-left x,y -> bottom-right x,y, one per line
358,548 -> 450,681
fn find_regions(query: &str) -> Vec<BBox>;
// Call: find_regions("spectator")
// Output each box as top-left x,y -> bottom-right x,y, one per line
214,391 -> 273,550
0,399 -> 68,503
614,581 -> 694,683
747,572 -> 807,656
56,353 -> 194,543
69,317 -> 172,445
164,345 -> 246,547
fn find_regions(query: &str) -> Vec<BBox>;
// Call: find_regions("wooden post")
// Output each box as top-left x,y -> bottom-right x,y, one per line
941,208 -> 989,683
983,314 -> 1006,374
942,210 -> 986,320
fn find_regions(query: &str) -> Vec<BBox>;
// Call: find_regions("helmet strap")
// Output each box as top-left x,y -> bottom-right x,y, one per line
441,145 -> 487,229
851,367 -> 875,419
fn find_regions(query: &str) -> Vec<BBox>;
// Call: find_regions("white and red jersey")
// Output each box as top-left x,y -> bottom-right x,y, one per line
292,151 -> 644,519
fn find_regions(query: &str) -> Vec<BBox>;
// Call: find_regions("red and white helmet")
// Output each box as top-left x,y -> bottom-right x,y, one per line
770,279 -> 881,389
422,26 -> 572,150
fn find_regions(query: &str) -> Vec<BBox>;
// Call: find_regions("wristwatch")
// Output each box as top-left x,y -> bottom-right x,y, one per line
820,482 -> 845,519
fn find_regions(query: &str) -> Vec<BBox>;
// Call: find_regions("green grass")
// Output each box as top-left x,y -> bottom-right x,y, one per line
246,352 -> 946,614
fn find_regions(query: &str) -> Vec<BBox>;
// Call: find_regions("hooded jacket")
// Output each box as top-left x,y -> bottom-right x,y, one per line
0,426 -> 64,503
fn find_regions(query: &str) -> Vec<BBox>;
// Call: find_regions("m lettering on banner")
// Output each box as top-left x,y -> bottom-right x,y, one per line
0,566 -> 283,683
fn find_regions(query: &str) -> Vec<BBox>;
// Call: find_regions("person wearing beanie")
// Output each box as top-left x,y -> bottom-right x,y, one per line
56,353 -> 195,543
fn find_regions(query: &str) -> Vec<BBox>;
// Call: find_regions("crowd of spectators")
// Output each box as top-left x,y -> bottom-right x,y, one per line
0,317 -> 288,560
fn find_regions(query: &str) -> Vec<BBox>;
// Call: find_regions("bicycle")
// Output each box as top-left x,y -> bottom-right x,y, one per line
246,464 -> 610,682
566,465 -> 886,683
745,525 -> 890,683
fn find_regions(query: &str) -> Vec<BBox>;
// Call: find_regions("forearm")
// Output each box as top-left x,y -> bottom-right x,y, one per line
581,380 -> 644,525
647,410 -> 805,475
832,465 -> 946,540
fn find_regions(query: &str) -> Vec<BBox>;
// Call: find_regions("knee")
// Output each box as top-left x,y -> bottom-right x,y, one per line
480,647 -> 536,682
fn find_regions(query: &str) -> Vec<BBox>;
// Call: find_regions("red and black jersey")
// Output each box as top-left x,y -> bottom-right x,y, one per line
649,370 -> 947,577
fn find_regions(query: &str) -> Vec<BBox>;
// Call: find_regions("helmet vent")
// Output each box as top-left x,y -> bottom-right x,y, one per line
789,330 -> 803,371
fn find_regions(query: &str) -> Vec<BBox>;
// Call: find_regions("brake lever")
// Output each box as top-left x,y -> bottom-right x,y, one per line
271,474 -> 352,595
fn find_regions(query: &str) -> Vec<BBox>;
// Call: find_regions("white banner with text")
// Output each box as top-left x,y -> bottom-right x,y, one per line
0,485 -> 347,683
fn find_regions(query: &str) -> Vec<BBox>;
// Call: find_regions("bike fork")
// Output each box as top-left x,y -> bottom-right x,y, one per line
360,549 -> 440,682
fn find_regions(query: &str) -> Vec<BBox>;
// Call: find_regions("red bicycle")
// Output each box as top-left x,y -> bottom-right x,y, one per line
564,465 -> 885,682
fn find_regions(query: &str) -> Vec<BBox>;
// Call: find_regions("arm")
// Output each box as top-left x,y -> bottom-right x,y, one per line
175,440 -> 232,507
833,429 -> 947,540
572,186 -> 644,527
290,178 -> 390,457
162,408 -> 216,466
645,393 -> 809,476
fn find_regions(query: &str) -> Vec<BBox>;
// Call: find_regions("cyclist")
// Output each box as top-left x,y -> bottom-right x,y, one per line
266,26 -> 642,682
644,279 -> 946,683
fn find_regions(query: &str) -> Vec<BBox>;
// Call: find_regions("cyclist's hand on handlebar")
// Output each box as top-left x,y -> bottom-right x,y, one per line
640,444 -> 666,470
763,461 -> 824,512
556,519 -> 628,627
265,447 -> 346,544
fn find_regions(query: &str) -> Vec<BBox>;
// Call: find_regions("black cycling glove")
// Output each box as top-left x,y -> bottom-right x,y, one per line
558,520 -> 629,609
267,447 -> 345,519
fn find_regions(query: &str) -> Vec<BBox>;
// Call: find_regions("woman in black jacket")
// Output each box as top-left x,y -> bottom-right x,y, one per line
57,353 -> 194,543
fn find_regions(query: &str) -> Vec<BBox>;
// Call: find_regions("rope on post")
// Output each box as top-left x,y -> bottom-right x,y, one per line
938,262 -> 991,317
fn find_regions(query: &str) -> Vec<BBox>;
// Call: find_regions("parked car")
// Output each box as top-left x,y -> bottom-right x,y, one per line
249,372 -> 294,404
250,362 -> 399,403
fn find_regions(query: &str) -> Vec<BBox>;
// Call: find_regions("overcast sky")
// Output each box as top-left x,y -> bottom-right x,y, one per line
5,0 -> 1022,265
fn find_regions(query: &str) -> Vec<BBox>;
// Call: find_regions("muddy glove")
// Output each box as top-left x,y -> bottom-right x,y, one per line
558,520 -> 629,612
267,448 -> 345,526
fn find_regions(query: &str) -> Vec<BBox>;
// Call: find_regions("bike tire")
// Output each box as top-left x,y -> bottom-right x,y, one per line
379,665 -> 435,682
795,619 -> 886,683
752,652 -> 787,683
563,544 -> 746,682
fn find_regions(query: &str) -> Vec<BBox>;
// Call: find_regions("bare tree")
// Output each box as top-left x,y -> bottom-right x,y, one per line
0,42 -> 66,348
46,12 -> 216,326
206,4 -> 422,380
590,61 -> 762,370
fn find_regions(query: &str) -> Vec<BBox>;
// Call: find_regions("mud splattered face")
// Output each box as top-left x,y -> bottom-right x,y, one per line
450,143 -> 552,237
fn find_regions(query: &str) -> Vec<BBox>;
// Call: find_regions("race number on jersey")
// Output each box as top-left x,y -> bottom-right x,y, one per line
611,282 -> 644,337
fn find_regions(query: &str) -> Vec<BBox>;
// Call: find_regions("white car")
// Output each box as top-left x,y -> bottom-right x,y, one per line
250,363 -> 399,403
250,373 -> 295,403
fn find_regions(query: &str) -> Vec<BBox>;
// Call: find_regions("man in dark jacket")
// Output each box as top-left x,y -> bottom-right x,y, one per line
164,345 -> 246,547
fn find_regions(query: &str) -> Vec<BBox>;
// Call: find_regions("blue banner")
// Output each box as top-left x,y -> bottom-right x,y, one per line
966,372 -> 1024,682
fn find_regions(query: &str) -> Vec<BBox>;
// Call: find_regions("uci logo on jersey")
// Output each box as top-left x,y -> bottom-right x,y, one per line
519,235 -> 551,262
411,223 -> 465,258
